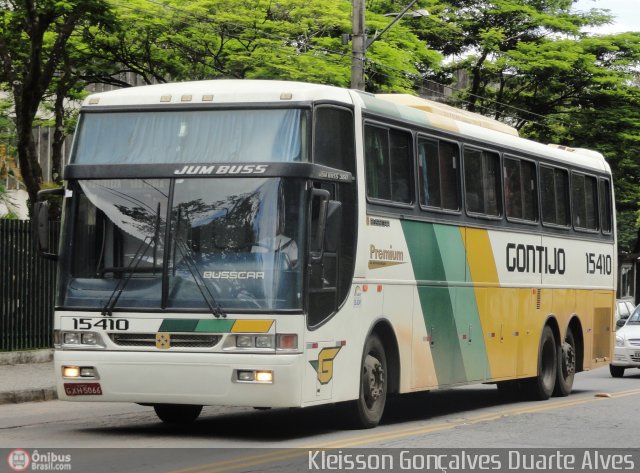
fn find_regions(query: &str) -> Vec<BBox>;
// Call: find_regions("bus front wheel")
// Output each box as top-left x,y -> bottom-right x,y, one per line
153,404 -> 203,424
348,334 -> 388,429
525,325 -> 557,400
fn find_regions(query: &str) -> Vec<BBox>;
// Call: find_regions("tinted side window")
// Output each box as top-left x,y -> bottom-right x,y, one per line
599,178 -> 612,234
365,124 -> 412,204
572,172 -> 598,231
418,137 -> 460,211
540,165 -> 570,227
504,157 -> 538,222
314,107 -> 355,174
464,147 -> 501,216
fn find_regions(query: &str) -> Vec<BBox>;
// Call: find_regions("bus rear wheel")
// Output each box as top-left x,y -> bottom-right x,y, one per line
524,325 -> 557,400
153,404 -> 203,424
348,334 -> 387,429
553,328 -> 576,397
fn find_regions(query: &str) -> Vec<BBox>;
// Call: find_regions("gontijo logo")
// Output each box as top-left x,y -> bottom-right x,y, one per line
309,347 -> 342,384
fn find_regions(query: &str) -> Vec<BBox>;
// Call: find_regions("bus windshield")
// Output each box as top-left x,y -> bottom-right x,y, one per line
60,178 -> 306,312
71,109 -> 309,165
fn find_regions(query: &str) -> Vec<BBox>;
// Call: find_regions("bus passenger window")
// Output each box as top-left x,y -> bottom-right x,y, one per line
572,172 -> 598,231
389,129 -> 412,203
599,179 -> 612,234
419,138 -> 441,208
504,157 -> 538,222
440,142 -> 461,211
418,137 -> 460,211
464,147 -> 501,216
365,124 -> 412,204
540,165 -> 570,227
365,126 -> 391,201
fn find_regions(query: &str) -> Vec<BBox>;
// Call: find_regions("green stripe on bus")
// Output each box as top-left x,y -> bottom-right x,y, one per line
433,225 -> 489,382
158,319 -> 200,332
158,319 -> 235,333
402,221 -> 490,385
402,221 -> 465,385
195,319 -> 235,333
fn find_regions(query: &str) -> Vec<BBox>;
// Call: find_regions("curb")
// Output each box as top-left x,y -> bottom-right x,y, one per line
0,349 -> 53,366
0,388 -> 57,405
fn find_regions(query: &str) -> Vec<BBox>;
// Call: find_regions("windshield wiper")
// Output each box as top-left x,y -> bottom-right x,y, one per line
101,203 -> 162,316
173,237 -> 226,318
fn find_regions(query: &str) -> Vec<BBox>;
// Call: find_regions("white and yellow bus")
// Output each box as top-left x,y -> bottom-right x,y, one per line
39,80 -> 615,428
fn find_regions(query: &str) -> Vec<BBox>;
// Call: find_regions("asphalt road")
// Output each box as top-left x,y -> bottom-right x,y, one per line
1,366 -> 638,472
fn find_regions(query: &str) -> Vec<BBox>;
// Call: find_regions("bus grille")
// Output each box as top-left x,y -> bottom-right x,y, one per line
109,333 -> 222,348
627,339 -> 640,347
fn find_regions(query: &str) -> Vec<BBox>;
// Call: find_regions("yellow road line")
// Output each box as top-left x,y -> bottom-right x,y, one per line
168,388 -> 640,473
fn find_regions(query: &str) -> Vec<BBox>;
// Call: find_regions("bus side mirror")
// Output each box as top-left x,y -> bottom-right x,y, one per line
616,318 -> 626,329
34,188 -> 63,260
309,188 -> 330,261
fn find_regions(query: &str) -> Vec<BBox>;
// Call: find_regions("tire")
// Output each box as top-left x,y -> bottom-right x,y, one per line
609,365 -> 625,378
553,328 -> 576,397
153,404 -> 203,424
346,334 -> 388,429
524,325 -> 557,400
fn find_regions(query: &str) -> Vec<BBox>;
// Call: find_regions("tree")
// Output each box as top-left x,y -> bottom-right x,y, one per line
83,0 -> 440,92
411,0 -> 613,116
408,0 -> 640,250
0,0 -> 114,206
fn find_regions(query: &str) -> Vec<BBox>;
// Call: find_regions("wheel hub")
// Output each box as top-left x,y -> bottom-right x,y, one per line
364,354 -> 385,403
561,341 -> 575,377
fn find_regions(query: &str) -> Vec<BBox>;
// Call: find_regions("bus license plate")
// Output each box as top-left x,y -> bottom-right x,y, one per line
64,383 -> 103,396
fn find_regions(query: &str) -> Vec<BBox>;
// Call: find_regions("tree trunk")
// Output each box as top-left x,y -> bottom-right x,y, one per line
467,50 -> 490,113
51,88 -> 66,185
15,121 -> 43,210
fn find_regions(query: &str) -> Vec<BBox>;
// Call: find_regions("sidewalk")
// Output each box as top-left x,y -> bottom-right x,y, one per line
0,350 -> 57,404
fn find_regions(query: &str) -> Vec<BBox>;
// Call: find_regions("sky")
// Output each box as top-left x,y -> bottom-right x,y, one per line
572,0 -> 640,34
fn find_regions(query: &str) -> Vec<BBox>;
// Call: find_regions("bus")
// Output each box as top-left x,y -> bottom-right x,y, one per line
37,80 -> 615,428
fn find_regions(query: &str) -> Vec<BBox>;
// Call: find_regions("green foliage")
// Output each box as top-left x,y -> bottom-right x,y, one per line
1,0 -> 638,248
406,0 -> 640,253
0,183 -> 18,219
83,0 -> 439,92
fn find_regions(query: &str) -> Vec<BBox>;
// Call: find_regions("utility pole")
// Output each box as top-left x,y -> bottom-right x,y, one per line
351,0 -> 366,90
350,0 -> 424,90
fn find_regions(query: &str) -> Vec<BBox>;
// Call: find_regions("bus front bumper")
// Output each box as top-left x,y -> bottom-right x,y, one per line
55,350 -> 304,407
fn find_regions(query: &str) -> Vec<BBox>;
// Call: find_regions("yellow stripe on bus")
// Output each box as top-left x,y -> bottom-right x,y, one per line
231,320 -> 274,333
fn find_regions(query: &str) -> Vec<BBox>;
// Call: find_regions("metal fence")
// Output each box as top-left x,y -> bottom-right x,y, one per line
0,220 -> 58,351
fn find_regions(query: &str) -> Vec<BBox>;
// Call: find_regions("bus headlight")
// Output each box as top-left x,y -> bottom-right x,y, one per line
62,365 -> 100,379
255,335 -> 273,349
63,332 -> 80,345
234,335 -> 275,349
81,332 -> 99,345
616,336 -> 624,347
55,330 -> 105,349
226,333 -> 298,352
236,335 -> 254,348
235,369 -> 273,383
